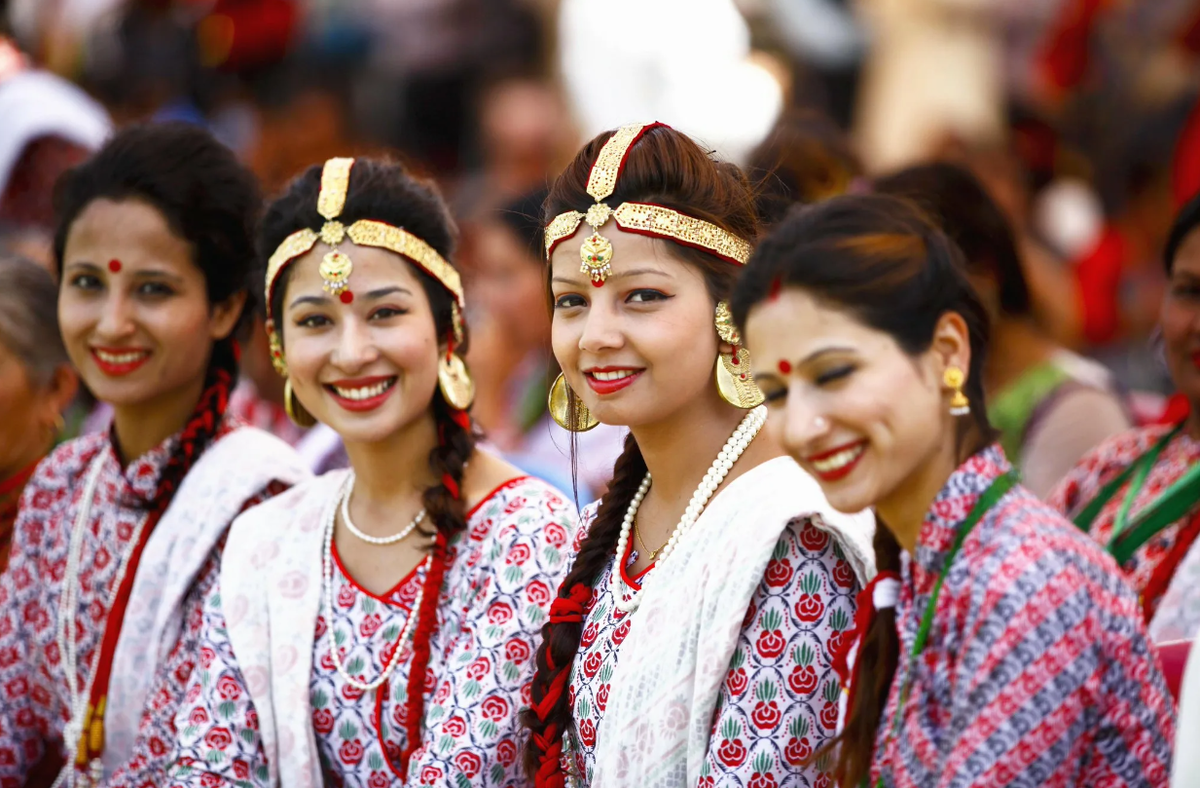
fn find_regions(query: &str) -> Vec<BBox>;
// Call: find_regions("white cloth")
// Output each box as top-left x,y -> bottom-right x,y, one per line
102,427 -> 310,772
591,457 -> 876,787
1172,640 -> 1200,787
1150,533 -> 1200,643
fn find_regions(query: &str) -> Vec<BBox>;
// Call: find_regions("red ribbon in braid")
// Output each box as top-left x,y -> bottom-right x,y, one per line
398,529 -> 450,777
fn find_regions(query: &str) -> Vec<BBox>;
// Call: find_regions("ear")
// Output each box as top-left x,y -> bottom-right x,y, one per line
40,364 -> 79,431
208,291 -> 249,341
929,310 -> 972,384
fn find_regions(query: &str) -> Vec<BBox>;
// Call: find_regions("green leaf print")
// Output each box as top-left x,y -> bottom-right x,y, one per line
599,663 -> 614,683
728,649 -> 745,670
438,735 -> 454,754
505,565 -> 524,585
788,717 -> 810,737
503,661 -> 520,682
577,697 -> 592,719
312,689 -> 329,709
830,608 -> 850,632
463,680 -> 481,699
362,597 -> 377,614
752,751 -> 773,774
205,750 -> 224,765
479,719 -> 499,739
543,546 -> 562,565
772,539 -> 789,560
700,761 -> 712,778
382,624 -> 400,640
486,625 -> 503,639
334,629 -> 347,647
527,606 -> 546,625
457,773 -> 472,788
800,573 -> 820,596
793,643 -> 814,667
760,609 -> 783,631
393,682 -> 407,702
428,705 -> 446,722
182,725 -> 198,740
822,680 -> 840,704
488,543 -> 503,561
720,717 -> 742,740
211,593 -> 222,609
219,701 -> 236,720
754,681 -> 778,702
256,765 -> 269,781
368,752 -> 384,771
338,720 -> 359,741
200,670 -> 211,689
241,728 -> 256,745
491,764 -> 506,783
346,656 -> 365,675
235,780 -> 254,788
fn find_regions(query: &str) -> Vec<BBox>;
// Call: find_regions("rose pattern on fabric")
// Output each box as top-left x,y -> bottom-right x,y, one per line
872,445 -> 1175,788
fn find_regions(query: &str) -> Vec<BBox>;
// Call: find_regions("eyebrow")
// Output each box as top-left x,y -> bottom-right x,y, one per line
363,286 -> 412,299
798,346 -> 857,364
551,268 -> 672,286
288,294 -> 330,309
64,261 -> 184,284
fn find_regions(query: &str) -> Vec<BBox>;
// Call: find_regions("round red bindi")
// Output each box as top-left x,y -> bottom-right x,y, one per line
108,259 -> 122,273
339,290 -> 354,304
777,360 -> 792,375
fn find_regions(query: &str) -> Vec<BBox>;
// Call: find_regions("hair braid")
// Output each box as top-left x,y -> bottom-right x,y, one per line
522,433 -> 647,785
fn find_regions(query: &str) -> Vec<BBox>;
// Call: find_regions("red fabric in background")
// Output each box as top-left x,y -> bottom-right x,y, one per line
1035,0 -> 1109,95
1073,225 -> 1125,345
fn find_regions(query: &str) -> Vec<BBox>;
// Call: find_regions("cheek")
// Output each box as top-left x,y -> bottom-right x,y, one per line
1161,299 -> 1198,346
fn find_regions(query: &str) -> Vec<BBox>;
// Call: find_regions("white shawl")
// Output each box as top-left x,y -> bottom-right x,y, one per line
102,427 -> 310,773
591,457 -> 876,787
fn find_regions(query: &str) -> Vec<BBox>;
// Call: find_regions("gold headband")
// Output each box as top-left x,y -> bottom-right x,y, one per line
264,158 -> 465,377
545,122 -> 752,285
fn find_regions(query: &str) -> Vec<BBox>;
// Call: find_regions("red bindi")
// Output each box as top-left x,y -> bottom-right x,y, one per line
108,259 -> 122,273
339,290 -> 354,304
777,360 -> 792,375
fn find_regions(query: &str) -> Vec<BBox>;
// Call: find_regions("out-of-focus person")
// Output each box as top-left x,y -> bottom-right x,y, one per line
0,253 -> 78,570
875,162 -> 1130,497
1050,191 -> 1200,641
1176,640 -> 1200,787
465,188 -> 624,499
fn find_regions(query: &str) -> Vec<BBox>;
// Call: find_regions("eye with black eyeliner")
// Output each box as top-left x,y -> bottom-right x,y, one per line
761,385 -> 787,404
137,281 -> 176,297
70,274 -> 102,291
369,306 -> 407,320
815,364 -> 855,386
553,294 -> 586,310
627,289 -> 669,304
296,314 -> 332,329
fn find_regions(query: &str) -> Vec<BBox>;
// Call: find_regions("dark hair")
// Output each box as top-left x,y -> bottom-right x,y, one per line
731,193 -> 995,787
495,186 -> 550,261
261,159 -> 474,771
1164,190 -> 1200,275
523,124 -> 758,784
747,109 -> 862,226
873,162 -> 1031,317
52,121 -> 260,509
0,253 -> 69,386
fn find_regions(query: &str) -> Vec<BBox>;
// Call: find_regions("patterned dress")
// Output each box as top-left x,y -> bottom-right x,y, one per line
164,474 -> 577,788
566,505 -> 860,788
0,426 -> 300,788
1049,423 -> 1200,626
872,446 -> 1175,788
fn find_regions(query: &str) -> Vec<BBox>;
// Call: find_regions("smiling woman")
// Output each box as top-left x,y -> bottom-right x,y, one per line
0,123 -> 309,788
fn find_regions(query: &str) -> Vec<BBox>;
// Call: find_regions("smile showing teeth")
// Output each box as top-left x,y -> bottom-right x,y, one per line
811,444 -> 865,474
331,379 -> 395,400
590,369 -> 637,381
94,349 -> 149,364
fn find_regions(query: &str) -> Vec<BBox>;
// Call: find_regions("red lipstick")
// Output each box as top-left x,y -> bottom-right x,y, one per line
583,367 -> 642,396
324,376 -> 397,412
90,347 -> 152,376
804,440 -> 867,483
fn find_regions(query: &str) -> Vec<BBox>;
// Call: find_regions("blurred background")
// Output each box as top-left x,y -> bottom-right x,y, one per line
2,0 -> 1199,495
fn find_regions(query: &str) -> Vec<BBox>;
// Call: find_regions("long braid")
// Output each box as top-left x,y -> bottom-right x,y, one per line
521,433 -> 647,786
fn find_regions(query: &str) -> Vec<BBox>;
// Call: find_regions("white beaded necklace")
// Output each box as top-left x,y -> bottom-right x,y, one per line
340,472 -> 426,545
322,474 -> 432,692
611,405 -> 767,614
54,453 -> 153,788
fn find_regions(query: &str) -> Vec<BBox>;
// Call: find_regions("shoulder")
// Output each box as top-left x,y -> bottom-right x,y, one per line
464,474 -> 579,548
1047,423 -> 1168,510
228,470 -> 346,541
33,433 -> 108,483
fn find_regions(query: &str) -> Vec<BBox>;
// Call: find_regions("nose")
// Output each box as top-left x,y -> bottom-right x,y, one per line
94,291 -> 136,340
331,316 -> 381,372
577,299 -> 625,355
779,387 -> 832,456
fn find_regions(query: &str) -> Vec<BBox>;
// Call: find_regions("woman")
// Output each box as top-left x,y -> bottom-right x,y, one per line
162,157 -> 578,788
523,123 -> 875,788
874,162 -> 1130,497
0,254 -> 78,570
0,123 -> 309,787
733,193 -> 1174,787
1051,192 -> 1200,642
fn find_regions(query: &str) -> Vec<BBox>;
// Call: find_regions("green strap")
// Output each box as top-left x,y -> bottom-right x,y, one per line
872,470 -> 1019,788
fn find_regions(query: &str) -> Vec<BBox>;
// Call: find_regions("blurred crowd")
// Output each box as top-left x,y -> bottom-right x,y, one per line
2,0 -> 1200,494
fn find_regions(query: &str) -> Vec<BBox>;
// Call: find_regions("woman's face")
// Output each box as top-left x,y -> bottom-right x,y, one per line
744,288 -> 961,515
1162,226 -> 1200,409
59,198 -> 243,409
550,228 -> 722,428
281,244 -> 442,445
0,346 -> 66,476
472,221 -> 548,350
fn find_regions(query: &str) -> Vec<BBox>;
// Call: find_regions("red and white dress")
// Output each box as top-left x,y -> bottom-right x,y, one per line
564,457 -> 876,788
162,472 -> 578,788
0,424 -> 308,788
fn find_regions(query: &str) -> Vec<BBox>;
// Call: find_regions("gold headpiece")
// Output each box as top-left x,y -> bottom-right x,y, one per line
263,157 -> 473,410
544,122 -> 753,285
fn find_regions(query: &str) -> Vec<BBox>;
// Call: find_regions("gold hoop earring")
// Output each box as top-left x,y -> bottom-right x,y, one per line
284,378 -> 317,427
438,352 -> 476,411
943,367 -> 970,416
548,373 -> 598,432
714,302 -> 765,409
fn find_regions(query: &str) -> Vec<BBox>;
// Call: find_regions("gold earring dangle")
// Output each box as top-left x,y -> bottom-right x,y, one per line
548,373 -> 598,432
943,367 -> 971,416
438,352 -> 476,411
284,378 -> 317,427
713,302 -> 765,409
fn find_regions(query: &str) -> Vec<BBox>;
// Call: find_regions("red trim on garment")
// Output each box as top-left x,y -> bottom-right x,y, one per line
1142,510 -> 1200,623
331,538 -> 424,607
466,476 -> 531,519
398,530 -> 449,777
618,531 -> 655,591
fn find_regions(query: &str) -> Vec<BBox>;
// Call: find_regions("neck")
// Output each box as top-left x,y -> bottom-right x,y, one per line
111,374 -> 208,464
984,319 -> 1057,395
874,430 -> 963,554
343,411 -> 441,509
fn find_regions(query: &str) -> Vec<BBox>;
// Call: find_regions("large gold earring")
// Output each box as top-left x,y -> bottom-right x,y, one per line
714,302 -> 765,409
284,378 -> 317,427
548,373 -> 598,432
943,367 -> 970,416
438,353 -> 476,411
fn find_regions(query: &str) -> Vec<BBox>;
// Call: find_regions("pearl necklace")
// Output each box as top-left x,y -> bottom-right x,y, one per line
54,453 -> 153,788
323,474 -> 431,692
340,472 -> 426,545
611,405 -> 767,613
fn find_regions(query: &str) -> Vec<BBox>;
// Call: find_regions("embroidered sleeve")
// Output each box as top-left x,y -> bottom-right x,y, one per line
702,517 -> 859,788
403,482 -> 578,787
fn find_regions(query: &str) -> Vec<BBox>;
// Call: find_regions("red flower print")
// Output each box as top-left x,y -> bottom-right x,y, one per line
742,600 -> 757,629
583,651 -> 603,678
504,496 -> 527,515
188,707 -> 209,726
200,773 -> 222,788
505,639 -> 532,663
359,613 -> 383,638
199,646 -> 216,669
488,601 -> 514,626
216,675 -> 241,700
764,558 -> 794,588
368,771 -> 390,788
337,582 -> 355,608
435,680 -> 453,703
339,738 -> 365,766
612,620 -> 631,646
800,527 -> 829,552
496,738 -> 517,766
526,579 -> 551,606
753,700 -> 782,731
727,668 -> 748,697
342,682 -> 366,702
596,683 -> 610,712
420,765 -> 444,785
821,701 -> 839,730
454,751 -> 483,778
186,684 -> 201,704
313,708 -> 335,735
233,760 -> 250,780
749,772 -> 778,788
246,708 -> 258,730
698,777 -> 714,788
149,737 -> 167,757
507,543 -> 531,565
833,561 -> 855,588
785,737 -> 812,766
315,614 -> 328,639
756,630 -> 786,661
789,665 -> 817,696
471,520 -> 492,542
816,773 -> 831,788
581,622 -> 599,648
443,716 -> 467,738
481,695 -> 510,721
545,522 -> 568,547
579,718 -> 597,747
0,647 -> 19,668
466,655 -> 492,681
828,629 -> 849,658
717,738 -> 747,768
795,573 -> 825,623
204,727 -> 232,751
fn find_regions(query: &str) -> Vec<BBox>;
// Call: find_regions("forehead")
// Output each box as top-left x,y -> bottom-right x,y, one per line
549,226 -> 704,283
744,288 -> 889,357
285,244 -> 430,295
64,198 -> 192,264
